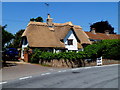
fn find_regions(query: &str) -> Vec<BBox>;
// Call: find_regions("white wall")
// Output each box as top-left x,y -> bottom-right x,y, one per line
21,38 -> 28,59
64,30 -> 78,50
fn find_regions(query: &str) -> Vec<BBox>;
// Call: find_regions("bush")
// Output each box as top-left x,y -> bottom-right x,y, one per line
84,44 -> 102,61
31,48 -> 42,63
101,39 -> 120,59
84,39 -> 120,60
40,52 -> 54,62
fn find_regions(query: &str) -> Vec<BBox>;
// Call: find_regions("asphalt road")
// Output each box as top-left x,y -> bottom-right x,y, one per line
2,62 -> 66,81
2,64 -> 119,88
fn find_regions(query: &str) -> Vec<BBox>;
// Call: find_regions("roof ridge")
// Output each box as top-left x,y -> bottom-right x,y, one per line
28,21 -> 47,26
28,21 -> 76,27
73,25 -> 82,29
85,31 -> 120,35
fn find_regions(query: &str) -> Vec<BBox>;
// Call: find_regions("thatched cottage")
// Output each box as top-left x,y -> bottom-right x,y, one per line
21,14 -> 91,59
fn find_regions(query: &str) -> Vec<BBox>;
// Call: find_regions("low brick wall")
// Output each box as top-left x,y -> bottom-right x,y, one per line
102,59 -> 119,65
39,59 -> 79,68
85,59 -> 119,67
39,59 -> 119,68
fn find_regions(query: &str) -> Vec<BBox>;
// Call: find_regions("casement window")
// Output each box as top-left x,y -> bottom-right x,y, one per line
22,37 -> 28,45
67,39 -> 73,45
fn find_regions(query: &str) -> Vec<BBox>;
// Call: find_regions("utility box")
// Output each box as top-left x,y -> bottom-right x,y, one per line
97,56 -> 102,66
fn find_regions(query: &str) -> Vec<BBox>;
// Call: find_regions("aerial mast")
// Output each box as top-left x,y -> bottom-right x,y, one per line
45,3 -> 53,27
44,3 -> 50,16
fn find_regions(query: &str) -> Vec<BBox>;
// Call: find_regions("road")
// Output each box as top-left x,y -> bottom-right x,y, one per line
2,62 -> 66,81
2,64 -> 119,88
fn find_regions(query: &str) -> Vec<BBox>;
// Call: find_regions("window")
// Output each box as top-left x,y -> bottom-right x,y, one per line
68,39 -> 73,45
22,37 -> 28,45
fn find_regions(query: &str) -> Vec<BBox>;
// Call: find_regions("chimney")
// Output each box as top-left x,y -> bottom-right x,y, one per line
104,30 -> 109,35
48,14 -> 50,18
91,28 -> 96,34
46,14 -> 53,27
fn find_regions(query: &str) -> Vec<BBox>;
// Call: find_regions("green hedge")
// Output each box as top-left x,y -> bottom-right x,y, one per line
30,50 -> 86,64
84,39 -> 120,60
30,39 -> 120,64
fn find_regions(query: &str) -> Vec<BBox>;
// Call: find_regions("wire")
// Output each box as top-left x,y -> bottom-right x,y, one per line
1,19 -> 29,23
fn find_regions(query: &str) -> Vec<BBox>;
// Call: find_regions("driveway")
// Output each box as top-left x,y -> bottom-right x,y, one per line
2,61 -> 66,81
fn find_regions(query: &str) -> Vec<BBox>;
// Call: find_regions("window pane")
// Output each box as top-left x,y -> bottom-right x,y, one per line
68,39 -> 73,45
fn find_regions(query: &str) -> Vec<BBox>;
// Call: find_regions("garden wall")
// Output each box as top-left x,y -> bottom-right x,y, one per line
38,59 -> 119,68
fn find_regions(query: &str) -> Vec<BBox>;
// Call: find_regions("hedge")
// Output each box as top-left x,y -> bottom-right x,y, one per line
30,39 -> 120,64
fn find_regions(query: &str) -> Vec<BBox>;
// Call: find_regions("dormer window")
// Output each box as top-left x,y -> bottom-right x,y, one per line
68,39 -> 73,45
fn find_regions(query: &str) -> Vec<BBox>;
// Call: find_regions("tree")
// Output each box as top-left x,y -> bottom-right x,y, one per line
12,29 -> 25,48
30,18 -> 35,21
101,39 -> 120,60
84,43 -> 102,61
84,39 -> 120,60
2,25 -> 14,48
90,21 -> 115,34
30,16 -> 43,22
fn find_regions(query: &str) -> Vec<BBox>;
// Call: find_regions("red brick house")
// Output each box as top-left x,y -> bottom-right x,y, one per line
85,29 -> 120,43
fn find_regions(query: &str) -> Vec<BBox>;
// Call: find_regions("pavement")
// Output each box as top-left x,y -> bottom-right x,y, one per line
2,64 -> 119,88
2,61 -> 67,81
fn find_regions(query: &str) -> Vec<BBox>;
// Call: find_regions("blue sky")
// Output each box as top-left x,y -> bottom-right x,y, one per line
2,2 -> 118,34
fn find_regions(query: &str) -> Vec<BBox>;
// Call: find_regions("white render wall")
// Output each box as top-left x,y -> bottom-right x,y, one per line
21,44 -> 28,59
64,30 -> 78,50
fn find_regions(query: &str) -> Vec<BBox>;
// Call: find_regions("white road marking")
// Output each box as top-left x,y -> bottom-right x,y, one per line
41,73 -> 51,76
93,64 -> 118,68
84,67 -> 92,69
62,70 -> 67,72
71,68 -> 80,71
19,76 -> 32,80
102,64 -> 119,67
70,64 -> 119,71
45,73 -> 51,75
41,74 -> 46,76
0,82 -> 7,84
58,71 -> 62,72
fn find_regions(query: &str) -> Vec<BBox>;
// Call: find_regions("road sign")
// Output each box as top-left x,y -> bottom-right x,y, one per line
96,56 -> 102,66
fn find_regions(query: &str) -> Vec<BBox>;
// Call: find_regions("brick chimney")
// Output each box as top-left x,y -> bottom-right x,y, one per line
91,28 -> 96,34
104,30 -> 109,35
46,14 -> 53,27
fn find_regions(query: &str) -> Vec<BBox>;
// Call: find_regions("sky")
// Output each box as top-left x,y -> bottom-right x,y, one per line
2,2 -> 119,34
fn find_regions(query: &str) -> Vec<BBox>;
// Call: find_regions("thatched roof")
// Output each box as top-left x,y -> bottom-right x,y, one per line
73,27 -> 91,44
22,21 -> 91,48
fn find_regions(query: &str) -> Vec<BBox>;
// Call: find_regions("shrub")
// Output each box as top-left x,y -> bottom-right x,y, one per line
101,39 -> 120,60
31,48 -> 42,63
40,52 -> 54,62
84,39 -> 120,60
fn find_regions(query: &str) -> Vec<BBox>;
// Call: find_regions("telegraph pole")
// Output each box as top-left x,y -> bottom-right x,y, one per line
44,3 -> 50,16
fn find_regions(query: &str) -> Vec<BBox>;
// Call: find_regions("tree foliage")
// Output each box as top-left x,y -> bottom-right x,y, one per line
84,39 -> 120,60
30,16 -> 43,22
31,48 -> 42,63
84,43 -> 104,60
12,29 -> 25,48
90,21 -> 115,34
2,25 -> 14,47
100,39 -> 120,59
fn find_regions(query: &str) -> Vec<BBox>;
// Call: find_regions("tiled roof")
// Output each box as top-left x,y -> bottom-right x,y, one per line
85,32 -> 120,40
